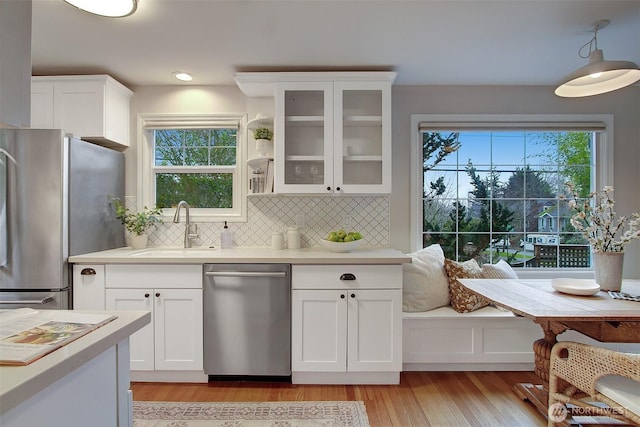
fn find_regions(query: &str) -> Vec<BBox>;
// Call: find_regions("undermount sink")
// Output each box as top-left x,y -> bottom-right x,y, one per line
129,247 -> 218,256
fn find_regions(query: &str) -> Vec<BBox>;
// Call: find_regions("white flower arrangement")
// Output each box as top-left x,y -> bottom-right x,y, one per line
566,183 -> 640,253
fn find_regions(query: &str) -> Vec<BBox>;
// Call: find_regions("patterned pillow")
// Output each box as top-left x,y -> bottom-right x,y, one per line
444,258 -> 490,313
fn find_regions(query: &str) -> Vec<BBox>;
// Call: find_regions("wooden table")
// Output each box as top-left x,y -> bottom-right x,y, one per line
458,278 -> 640,417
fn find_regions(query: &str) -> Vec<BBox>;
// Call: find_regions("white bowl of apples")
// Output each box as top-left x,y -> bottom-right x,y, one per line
319,230 -> 363,252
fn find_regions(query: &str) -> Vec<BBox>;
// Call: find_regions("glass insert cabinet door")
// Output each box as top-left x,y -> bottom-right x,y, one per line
334,81 -> 391,194
274,80 -> 391,194
275,81 -> 333,193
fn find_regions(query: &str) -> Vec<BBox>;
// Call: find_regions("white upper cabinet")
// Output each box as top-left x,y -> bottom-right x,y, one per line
31,75 -> 133,148
236,71 -> 395,194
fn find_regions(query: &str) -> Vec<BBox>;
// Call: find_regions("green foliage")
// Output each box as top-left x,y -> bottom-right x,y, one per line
535,132 -> 592,197
153,129 -> 236,209
109,196 -> 162,236
253,127 -> 273,141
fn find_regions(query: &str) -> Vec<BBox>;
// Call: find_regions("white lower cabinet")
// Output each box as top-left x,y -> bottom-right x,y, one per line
106,288 -> 203,371
73,263 -> 204,377
291,264 -> 402,384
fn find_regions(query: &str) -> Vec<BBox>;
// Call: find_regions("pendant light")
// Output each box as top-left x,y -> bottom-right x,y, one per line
63,0 -> 137,18
555,20 -> 640,97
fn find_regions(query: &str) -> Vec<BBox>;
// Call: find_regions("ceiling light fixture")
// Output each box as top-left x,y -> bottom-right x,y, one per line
63,0 -> 137,18
173,72 -> 193,82
555,20 -> 640,97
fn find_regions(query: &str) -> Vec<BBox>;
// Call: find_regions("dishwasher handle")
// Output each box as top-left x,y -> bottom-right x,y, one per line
205,271 -> 287,278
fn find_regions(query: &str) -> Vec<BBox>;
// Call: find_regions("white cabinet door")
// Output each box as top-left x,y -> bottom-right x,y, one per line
292,289 -> 347,371
154,288 -> 203,371
30,81 -> 54,129
53,80 -> 105,139
275,81 -> 334,194
72,264 -> 105,310
106,288 -> 155,371
347,289 -> 402,371
333,81 -> 392,194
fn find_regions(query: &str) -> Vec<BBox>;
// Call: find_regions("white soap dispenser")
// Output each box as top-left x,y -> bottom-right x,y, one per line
220,221 -> 233,248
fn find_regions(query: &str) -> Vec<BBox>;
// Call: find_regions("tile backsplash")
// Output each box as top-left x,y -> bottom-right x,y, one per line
125,195 -> 390,248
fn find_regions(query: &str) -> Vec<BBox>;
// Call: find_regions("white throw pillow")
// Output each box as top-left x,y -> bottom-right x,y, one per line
481,259 -> 519,279
402,244 -> 450,312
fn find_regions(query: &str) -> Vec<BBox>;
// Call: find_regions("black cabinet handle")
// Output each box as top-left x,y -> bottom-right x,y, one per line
327,186 -> 331,191
155,292 -> 160,297
340,273 -> 356,281
80,268 -> 96,275
351,293 -> 356,298
340,294 -> 345,299
144,293 -> 150,298
336,186 -> 341,192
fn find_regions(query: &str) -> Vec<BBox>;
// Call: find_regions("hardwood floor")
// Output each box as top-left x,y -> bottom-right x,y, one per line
131,371 -> 546,426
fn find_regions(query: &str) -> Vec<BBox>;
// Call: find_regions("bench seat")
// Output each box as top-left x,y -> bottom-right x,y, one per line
403,306 -> 544,371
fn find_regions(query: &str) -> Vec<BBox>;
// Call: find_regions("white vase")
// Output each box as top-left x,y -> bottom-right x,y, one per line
593,252 -> 624,291
130,234 -> 148,250
255,139 -> 273,157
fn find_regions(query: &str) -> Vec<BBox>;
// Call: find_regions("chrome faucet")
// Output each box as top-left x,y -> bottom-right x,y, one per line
173,200 -> 198,248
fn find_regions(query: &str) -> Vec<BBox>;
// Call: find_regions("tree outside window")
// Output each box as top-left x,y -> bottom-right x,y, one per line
153,128 -> 237,209
421,130 -> 594,268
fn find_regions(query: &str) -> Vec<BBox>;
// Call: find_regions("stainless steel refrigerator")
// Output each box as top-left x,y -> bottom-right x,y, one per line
0,129 -> 125,309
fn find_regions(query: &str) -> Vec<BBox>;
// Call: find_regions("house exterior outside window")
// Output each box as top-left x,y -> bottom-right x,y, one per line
410,114 -> 613,273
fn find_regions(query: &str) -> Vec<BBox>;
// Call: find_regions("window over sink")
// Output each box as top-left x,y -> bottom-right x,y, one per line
138,114 -> 247,222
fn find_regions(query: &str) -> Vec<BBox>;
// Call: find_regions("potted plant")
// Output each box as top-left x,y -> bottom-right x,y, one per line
253,127 -> 273,157
566,183 -> 640,291
109,196 -> 163,249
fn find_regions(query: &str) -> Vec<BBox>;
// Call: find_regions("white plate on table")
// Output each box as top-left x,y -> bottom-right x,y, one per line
551,278 -> 600,296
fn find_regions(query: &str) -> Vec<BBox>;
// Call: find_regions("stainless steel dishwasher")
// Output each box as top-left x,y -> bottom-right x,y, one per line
203,263 -> 291,380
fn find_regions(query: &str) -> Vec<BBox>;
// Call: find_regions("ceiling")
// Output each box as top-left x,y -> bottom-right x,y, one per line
31,0 -> 640,90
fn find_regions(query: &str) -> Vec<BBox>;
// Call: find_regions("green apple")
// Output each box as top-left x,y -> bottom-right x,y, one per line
352,232 -> 362,240
327,231 -> 339,242
344,234 -> 355,242
337,229 -> 347,239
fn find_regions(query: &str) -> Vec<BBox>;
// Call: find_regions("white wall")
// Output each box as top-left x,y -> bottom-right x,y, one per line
390,85 -> 640,278
126,84 -> 640,276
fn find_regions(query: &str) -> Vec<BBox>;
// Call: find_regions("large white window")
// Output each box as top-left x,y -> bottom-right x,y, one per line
138,114 -> 247,221
410,115 -> 613,272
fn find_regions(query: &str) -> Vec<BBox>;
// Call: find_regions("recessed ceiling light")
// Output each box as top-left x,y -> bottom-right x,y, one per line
63,0 -> 137,18
173,72 -> 193,82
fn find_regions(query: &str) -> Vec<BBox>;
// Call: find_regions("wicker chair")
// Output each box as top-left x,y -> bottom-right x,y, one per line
548,341 -> 640,426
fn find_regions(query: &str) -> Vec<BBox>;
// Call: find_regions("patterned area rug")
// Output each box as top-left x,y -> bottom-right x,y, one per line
132,401 -> 370,427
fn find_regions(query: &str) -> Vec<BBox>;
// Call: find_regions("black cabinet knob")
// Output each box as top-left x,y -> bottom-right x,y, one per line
340,294 -> 345,299
144,293 -> 150,298
155,292 -> 160,297
351,293 -> 356,298
336,187 -> 341,191
327,186 -> 331,191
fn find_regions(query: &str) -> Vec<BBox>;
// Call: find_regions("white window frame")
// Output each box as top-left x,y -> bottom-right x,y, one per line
409,114 -> 614,279
137,113 -> 248,222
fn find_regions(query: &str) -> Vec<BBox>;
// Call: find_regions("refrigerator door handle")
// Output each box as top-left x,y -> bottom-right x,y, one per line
0,296 -> 54,305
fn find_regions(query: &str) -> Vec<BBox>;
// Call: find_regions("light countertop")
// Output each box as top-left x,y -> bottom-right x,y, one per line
69,246 -> 412,264
0,310 -> 150,415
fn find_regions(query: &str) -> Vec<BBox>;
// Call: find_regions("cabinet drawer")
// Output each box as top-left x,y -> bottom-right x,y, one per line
106,264 -> 202,289
292,264 -> 402,290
